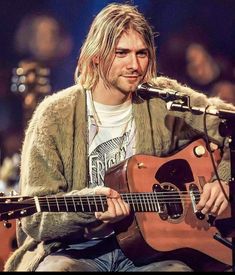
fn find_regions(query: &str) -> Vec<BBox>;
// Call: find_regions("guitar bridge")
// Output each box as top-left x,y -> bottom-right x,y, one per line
189,183 -> 205,220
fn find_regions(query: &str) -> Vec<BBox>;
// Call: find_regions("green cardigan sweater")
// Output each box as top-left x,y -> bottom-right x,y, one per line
4,77 -> 232,271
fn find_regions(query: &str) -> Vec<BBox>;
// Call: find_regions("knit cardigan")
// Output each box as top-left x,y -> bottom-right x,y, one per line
4,76 -> 232,271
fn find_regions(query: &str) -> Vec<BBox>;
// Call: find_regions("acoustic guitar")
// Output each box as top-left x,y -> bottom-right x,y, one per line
0,138 -> 232,271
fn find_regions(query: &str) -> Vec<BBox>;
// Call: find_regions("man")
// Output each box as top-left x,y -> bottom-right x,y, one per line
4,3 -> 232,272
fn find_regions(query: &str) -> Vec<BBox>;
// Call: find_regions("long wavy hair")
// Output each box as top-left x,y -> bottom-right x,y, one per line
75,3 -> 157,90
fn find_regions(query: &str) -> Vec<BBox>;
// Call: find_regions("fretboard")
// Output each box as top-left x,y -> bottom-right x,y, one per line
36,193 -> 161,213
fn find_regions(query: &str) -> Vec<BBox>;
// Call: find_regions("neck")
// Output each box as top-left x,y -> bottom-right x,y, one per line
92,80 -> 132,105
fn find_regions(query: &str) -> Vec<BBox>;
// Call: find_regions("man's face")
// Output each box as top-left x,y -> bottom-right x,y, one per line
106,29 -> 149,94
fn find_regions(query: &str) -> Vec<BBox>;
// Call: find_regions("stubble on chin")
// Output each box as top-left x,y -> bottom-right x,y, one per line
110,78 -> 140,95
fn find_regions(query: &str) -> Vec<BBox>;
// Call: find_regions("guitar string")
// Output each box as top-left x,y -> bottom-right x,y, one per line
1,198 -> 201,211
0,199 -> 200,216
2,192 -> 202,205
1,193 -> 202,217
2,195 -> 202,207
1,191 -> 202,201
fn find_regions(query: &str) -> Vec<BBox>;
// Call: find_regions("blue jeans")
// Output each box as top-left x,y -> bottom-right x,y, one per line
36,236 -> 192,271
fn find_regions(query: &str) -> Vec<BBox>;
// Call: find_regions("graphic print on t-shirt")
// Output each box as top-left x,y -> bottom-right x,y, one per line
89,130 -> 131,187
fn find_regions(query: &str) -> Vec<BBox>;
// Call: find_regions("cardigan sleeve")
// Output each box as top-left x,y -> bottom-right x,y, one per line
19,94 -> 97,243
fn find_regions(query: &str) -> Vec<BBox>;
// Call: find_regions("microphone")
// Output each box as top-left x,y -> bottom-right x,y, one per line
137,83 -> 188,102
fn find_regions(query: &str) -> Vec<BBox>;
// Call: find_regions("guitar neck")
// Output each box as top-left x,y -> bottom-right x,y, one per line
0,192 -> 169,221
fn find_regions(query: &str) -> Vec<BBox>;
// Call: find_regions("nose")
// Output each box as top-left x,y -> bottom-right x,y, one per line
127,54 -> 139,71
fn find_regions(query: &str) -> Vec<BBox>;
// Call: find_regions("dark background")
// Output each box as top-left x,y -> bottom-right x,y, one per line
1,0 -> 235,89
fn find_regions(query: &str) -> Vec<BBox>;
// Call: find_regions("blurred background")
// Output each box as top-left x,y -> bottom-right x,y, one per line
0,0 -> 235,269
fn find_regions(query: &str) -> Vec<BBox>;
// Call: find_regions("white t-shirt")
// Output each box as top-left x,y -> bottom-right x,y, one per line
87,90 -> 136,188
66,92 -> 137,248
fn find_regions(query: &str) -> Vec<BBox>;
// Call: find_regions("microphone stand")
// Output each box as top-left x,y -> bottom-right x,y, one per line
215,118 -> 235,271
167,100 -> 235,271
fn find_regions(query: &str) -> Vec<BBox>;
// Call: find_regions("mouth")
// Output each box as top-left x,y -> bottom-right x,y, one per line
123,75 -> 141,82
123,74 -> 140,78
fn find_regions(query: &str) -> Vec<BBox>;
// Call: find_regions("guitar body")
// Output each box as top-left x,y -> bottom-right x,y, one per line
104,138 -> 232,271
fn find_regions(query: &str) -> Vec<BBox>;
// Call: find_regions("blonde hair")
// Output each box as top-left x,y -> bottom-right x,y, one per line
75,3 -> 157,89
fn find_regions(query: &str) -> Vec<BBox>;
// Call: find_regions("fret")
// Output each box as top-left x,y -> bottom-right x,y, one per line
125,194 -> 129,205
80,196 -> 84,212
149,193 -> 155,212
99,195 -> 105,212
135,194 -> 140,211
142,194 -> 147,211
154,193 -> 161,212
34,196 -> 41,212
94,195 -> 98,211
139,195 -> 144,212
137,194 -> 142,211
55,195 -> 60,211
72,196 -> 77,211
87,197 -> 91,212
138,194 -> 141,211
123,194 -> 130,209
130,194 -> 136,211
64,196 -> 69,212
145,194 -> 149,211
45,196 -> 51,212
145,193 -> 150,211
151,193 -> 156,212
147,193 -> 152,211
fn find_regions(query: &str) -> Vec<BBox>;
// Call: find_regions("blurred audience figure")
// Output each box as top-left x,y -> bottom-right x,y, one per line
185,43 -> 220,87
158,25 -> 234,96
210,80 -> 235,105
14,13 -> 74,92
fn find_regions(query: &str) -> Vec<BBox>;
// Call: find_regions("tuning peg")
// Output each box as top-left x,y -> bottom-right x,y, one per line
9,190 -> 18,196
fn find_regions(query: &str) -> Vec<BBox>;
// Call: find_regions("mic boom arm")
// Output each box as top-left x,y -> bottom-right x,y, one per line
137,83 -> 235,119
137,83 -> 189,102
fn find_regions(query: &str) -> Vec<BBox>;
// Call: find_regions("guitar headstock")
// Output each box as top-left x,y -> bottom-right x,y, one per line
0,192 -> 36,222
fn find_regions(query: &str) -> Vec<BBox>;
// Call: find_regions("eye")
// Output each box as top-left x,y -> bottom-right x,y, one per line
115,50 -> 128,57
137,51 -> 148,58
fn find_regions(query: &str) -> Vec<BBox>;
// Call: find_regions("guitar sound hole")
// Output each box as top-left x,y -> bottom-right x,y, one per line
154,183 -> 184,221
